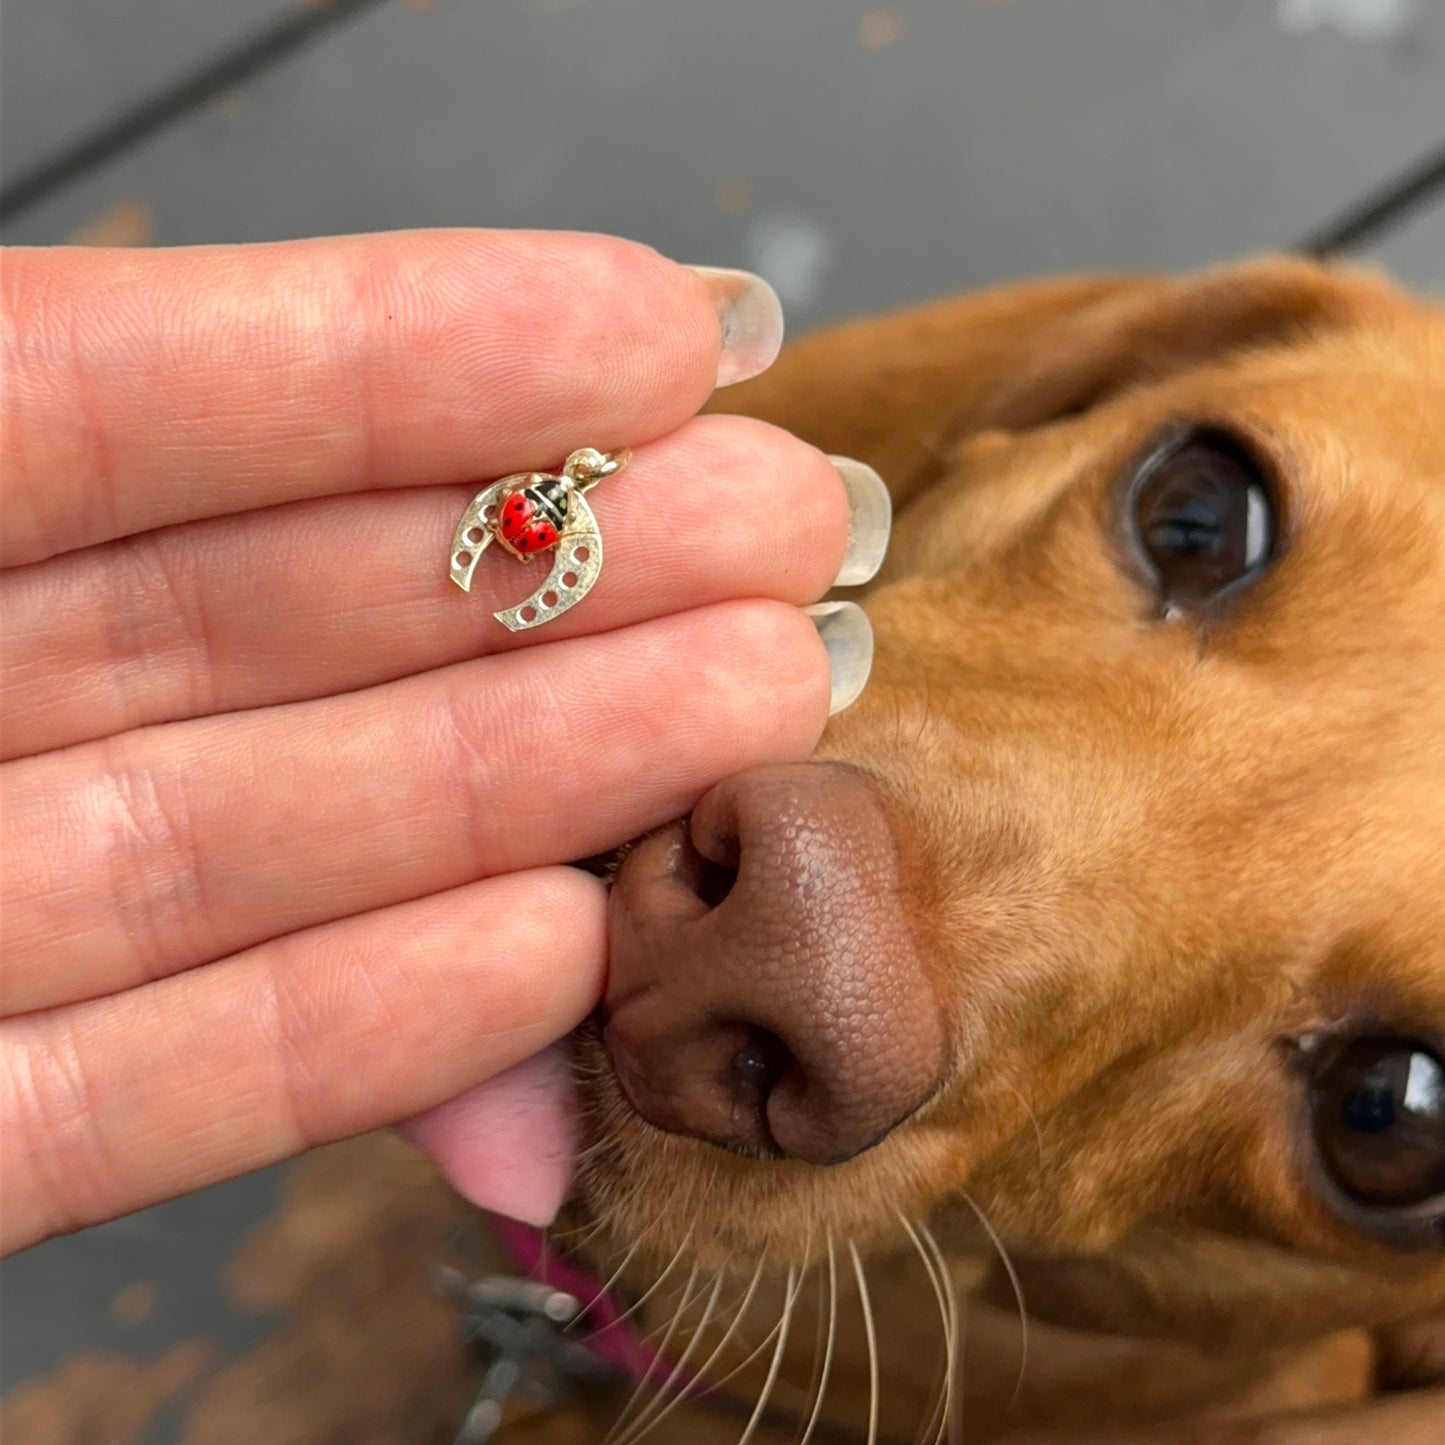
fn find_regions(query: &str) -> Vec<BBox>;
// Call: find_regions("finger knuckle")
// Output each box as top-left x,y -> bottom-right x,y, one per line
0,1024 -> 117,1244
95,737 -> 213,979
112,533 -> 220,720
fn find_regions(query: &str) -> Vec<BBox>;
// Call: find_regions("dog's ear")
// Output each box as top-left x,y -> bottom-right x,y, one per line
714,258 -> 1404,509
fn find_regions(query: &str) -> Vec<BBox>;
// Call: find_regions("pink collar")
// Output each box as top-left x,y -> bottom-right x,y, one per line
488,1214 -> 691,1387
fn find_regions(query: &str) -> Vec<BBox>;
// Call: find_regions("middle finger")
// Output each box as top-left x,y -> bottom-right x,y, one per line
2,416 -> 884,760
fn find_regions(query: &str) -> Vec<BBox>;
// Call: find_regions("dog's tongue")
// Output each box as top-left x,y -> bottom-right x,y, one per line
400,1046 -> 580,1228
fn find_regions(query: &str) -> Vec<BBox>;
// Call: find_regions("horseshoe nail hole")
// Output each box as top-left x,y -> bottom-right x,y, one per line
482,505 -> 496,522
453,551 -> 472,570
464,527 -> 485,546
520,605 -> 538,623
542,591 -> 559,609
572,546 -> 590,564
561,572 -> 579,589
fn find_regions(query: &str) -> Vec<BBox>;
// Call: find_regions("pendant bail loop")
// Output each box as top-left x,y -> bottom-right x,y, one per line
563,446 -> 631,492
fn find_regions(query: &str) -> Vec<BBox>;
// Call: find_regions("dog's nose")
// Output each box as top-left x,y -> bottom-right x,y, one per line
603,764 -> 948,1165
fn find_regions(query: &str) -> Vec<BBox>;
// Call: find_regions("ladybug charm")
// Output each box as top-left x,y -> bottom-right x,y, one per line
448,447 -> 630,633
495,478 -> 571,560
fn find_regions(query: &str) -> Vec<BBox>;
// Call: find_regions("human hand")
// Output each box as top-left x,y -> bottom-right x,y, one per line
0,230 -> 887,1254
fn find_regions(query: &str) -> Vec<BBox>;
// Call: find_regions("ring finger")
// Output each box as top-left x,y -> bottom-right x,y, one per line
2,597 -> 869,1016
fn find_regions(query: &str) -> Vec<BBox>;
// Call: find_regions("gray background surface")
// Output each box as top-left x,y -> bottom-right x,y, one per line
4,0 -> 1444,313
2,0 -> 1442,1435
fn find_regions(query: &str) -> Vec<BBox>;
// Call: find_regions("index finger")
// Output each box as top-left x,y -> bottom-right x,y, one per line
0,232 -> 782,567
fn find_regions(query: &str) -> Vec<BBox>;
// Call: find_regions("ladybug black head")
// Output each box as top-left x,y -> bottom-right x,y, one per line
526,479 -> 571,529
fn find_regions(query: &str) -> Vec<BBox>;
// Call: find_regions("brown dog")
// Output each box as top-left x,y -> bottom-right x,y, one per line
566,256 -> 1445,1444
15,259 -> 1438,1445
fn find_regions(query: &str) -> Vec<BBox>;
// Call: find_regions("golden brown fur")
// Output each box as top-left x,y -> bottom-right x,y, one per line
20,260 -> 1438,1444
569,257 -> 1445,1441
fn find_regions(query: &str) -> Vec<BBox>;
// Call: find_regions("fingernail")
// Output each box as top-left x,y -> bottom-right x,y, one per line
805,601 -> 874,715
830,456 -> 892,586
688,265 -> 786,388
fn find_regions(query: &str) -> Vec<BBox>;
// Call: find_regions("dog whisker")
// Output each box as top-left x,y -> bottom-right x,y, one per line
577,1176 -> 672,1280
849,1242 -> 881,1445
997,1078 -> 1050,1182
687,1256 -> 799,1402
564,1236 -> 644,1325
897,1213 -> 952,1445
602,1265 -> 700,1445
569,1136 -> 624,1167
641,1251 -> 770,1424
584,1223 -> 696,1344
547,1169 -> 651,1254
542,1212 -> 604,1263
902,1234 -> 945,1445
913,669 -> 937,757
734,1264 -> 801,1445
791,1247 -> 830,1445
612,1272 -> 726,1445
795,1234 -> 838,1445
961,1190 -> 1029,1403
917,1221 -> 963,1445
545,1212 -> 611,1255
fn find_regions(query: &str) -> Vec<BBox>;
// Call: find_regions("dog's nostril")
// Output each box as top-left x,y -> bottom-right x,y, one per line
733,1026 -> 793,1099
695,860 -> 737,909
681,812 -> 743,907
667,823 -> 738,909
691,814 -> 742,871
723,1026 -> 794,1156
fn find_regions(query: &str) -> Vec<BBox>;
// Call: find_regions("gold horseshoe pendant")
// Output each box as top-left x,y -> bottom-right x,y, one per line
448,447 -> 627,633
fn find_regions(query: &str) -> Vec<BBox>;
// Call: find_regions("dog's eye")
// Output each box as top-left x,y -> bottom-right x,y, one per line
1311,1038 -> 1445,1211
1130,431 -> 1275,611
